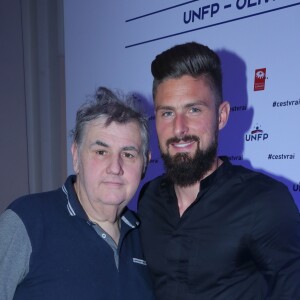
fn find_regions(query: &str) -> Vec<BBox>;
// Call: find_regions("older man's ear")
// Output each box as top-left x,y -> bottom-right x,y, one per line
71,143 -> 79,174
141,151 -> 151,180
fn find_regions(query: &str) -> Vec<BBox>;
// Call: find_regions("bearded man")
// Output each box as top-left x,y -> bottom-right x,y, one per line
138,42 -> 300,300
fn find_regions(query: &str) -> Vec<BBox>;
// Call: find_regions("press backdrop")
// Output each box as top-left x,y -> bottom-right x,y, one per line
64,0 -> 300,210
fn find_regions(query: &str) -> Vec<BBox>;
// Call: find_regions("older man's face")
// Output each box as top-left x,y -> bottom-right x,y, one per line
72,118 -> 144,211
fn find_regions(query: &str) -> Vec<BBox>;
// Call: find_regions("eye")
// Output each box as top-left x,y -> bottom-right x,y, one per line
161,111 -> 174,118
96,150 -> 107,156
122,152 -> 135,159
188,106 -> 201,114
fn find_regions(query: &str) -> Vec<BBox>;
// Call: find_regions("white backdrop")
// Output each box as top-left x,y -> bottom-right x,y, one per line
64,0 -> 300,210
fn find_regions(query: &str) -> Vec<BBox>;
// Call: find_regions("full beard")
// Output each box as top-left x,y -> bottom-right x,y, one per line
161,135 -> 218,187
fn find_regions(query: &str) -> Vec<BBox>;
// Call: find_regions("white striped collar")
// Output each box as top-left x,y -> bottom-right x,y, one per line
62,184 -> 76,216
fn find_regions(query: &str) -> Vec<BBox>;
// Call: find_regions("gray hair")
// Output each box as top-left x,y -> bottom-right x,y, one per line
71,87 -> 150,171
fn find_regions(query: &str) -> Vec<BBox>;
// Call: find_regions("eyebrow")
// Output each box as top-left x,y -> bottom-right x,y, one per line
123,146 -> 140,153
93,140 -> 140,153
156,101 -> 208,112
185,101 -> 208,108
155,105 -> 174,112
94,140 -> 109,147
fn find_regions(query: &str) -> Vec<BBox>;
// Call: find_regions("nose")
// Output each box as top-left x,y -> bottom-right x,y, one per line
174,114 -> 188,137
106,155 -> 124,176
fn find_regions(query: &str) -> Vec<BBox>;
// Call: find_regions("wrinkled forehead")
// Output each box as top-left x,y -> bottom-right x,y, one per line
83,117 -> 142,144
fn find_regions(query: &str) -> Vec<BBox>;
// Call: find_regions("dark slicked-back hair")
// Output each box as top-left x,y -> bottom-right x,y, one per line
151,42 -> 223,107
71,87 -> 149,170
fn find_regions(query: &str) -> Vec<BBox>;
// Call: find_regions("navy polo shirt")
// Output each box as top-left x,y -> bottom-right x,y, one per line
0,175 -> 155,300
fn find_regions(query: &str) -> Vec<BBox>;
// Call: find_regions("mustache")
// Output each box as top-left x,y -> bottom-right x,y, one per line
166,135 -> 200,147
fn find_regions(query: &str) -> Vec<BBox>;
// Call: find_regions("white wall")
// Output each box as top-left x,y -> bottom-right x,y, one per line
64,0 -> 300,210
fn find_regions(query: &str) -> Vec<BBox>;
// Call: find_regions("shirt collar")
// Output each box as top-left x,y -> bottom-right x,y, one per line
62,175 -> 88,219
200,156 -> 231,190
61,175 -> 139,228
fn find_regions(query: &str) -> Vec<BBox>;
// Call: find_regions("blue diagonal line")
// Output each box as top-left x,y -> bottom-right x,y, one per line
125,0 -> 200,22
125,3 -> 300,48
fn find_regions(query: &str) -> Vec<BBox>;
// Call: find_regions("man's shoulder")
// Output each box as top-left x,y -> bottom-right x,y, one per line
138,174 -> 168,207
229,163 -> 290,197
8,188 -> 65,218
141,174 -> 167,193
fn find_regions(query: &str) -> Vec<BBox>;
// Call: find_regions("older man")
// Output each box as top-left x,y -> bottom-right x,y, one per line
0,87 -> 154,300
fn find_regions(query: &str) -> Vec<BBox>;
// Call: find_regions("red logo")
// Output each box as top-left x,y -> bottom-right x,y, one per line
254,68 -> 266,91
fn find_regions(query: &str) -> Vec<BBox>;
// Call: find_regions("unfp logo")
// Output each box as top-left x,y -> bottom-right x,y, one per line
245,124 -> 269,142
254,68 -> 267,91
293,182 -> 300,192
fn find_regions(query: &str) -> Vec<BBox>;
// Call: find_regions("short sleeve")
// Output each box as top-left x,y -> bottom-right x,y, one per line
0,209 -> 32,300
